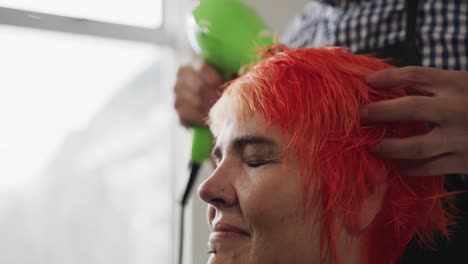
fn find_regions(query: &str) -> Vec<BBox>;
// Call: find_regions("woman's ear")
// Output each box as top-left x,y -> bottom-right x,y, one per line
354,181 -> 387,235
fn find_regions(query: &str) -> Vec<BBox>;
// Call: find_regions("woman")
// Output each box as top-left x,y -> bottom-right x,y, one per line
198,47 -> 453,264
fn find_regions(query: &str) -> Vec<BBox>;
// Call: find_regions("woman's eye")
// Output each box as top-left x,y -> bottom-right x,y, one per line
246,160 -> 269,168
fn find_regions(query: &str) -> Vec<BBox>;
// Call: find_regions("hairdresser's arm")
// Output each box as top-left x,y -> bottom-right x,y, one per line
361,66 -> 468,176
174,58 -> 224,127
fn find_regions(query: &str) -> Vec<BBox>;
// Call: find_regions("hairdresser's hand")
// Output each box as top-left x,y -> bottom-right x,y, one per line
362,66 -> 468,176
174,58 -> 224,127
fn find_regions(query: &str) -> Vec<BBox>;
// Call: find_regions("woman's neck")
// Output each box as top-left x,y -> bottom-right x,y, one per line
334,231 -> 367,264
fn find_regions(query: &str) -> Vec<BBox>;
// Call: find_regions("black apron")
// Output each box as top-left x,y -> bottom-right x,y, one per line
356,1 -> 468,263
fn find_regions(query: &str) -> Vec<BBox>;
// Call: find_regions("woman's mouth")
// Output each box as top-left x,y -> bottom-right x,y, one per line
209,222 -> 251,242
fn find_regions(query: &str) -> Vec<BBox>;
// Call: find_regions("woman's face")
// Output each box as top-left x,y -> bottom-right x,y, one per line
198,111 -> 321,264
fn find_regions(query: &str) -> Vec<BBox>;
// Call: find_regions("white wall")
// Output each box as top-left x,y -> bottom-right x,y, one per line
244,0 -> 310,34
183,1 -> 310,264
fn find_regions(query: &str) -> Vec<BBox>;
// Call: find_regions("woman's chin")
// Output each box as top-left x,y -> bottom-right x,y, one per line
207,243 -> 252,264
207,253 -> 249,264
208,237 -> 251,263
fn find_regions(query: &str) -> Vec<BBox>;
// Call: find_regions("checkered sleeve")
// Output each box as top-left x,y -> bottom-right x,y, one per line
281,0 -> 468,70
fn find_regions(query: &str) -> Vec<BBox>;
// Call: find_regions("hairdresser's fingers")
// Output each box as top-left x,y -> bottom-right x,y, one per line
369,129 -> 452,160
365,66 -> 442,89
174,62 -> 224,126
174,79 -> 200,107
361,96 -> 440,123
174,68 -> 207,126
176,81 -> 219,115
179,63 -> 223,107
397,153 -> 468,176
178,65 -> 206,95
195,59 -> 224,87
365,66 -> 440,94
366,66 -> 468,97
174,96 -> 206,127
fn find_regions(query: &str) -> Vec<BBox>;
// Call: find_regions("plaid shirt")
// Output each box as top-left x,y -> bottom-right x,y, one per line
281,0 -> 468,70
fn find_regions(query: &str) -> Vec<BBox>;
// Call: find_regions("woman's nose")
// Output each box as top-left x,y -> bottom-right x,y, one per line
198,165 -> 237,208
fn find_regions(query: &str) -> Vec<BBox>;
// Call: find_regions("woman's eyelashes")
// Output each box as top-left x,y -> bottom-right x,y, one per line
242,146 -> 281,168
210,144 -> 281,169
245,159 -> 270,168
211,156 -> 276,168
244,157 -> 280,168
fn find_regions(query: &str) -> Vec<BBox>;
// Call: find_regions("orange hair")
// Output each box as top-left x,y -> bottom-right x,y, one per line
209,46 -> 453,264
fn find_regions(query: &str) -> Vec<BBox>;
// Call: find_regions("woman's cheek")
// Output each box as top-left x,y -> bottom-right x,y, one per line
240,184 -> 285,229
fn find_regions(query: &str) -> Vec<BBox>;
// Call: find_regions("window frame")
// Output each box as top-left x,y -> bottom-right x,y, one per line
0,0 -> 179,46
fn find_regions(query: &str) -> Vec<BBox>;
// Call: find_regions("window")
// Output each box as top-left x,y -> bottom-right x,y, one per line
0,0 -> 163,28
0,2 -> 179,264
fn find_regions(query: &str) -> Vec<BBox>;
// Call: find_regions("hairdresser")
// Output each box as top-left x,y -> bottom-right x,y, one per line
173,0 -> 468,263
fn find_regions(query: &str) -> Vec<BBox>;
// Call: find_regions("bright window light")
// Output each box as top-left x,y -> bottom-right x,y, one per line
0,25 -> 158,191
0,0 -> 163,28
0,25 -> 175,264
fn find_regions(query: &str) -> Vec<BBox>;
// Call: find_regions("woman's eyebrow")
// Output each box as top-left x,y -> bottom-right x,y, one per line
210,135 -> 279,161
232,135 -> 278,151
